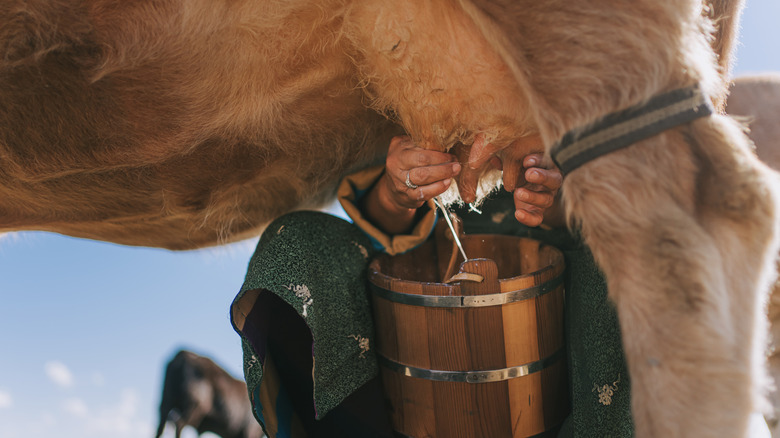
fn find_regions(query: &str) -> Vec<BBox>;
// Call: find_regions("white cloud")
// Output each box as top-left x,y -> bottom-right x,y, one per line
0,231 -> 40,247
91,372 -> 105,387
0,390 -> 12,409
0,232 -> 18,242
45,361 -> 74,388
63,388 -> 151,437
62,398 -> 88,417
41,412 -> 56,426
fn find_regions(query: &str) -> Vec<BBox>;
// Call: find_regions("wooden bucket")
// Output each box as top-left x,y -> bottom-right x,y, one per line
368,228 -> 569,438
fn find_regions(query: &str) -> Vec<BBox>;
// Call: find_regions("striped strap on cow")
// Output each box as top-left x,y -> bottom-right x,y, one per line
550,84 -> 713,175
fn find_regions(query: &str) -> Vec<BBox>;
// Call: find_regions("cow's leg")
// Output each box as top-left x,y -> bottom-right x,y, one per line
727,74 -> 780,432
563,119 -> 778,436
461,1 -> 779,436
154,415 -> 167,438
175,405 -> 207,438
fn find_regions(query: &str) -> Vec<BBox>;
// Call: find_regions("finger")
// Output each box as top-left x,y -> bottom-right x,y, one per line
406,149 -> 458,168
418,178 -> 454,201
525,167 -> 563,191
387,178 -> 427,210
522,153 -> 545,168
388,136 -> 456,170
387,135 -> 415,156
514,207 -> 544,227
408,162 -> 461,187
392,140 -> 456,167
396,178 -> 454,209
515,188 -> 554,209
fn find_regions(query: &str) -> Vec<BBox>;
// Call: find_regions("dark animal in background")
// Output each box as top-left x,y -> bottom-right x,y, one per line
155,350 -> 263,438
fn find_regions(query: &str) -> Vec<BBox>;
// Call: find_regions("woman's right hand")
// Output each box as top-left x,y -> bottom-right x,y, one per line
364,136 -> 461,234
381,136 -> 461,209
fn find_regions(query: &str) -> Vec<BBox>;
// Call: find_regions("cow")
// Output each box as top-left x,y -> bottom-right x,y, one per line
2,1 -> 778,437
0,0 -> 747,249
155,350 -> 263,438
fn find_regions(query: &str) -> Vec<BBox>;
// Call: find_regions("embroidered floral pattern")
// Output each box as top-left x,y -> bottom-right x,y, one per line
592,374 -> 621,406
246,353 -> 259,373
285,284 -> 313,317
491,210 -> 510,224
352,241 -> 369,259
348,334 -> 370,359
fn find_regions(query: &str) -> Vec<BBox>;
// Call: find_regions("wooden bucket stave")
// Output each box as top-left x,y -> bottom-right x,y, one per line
369,233 -> 569,438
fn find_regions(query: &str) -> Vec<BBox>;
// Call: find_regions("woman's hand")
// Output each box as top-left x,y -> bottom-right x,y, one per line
511,153 -> 563,227
465,135 -> 563,228
363,136 -> 461,235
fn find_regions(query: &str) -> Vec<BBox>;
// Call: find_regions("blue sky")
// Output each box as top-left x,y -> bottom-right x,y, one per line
1,2 -> 778,437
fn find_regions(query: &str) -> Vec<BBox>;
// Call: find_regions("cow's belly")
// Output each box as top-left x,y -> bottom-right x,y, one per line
0,0 -> 396,249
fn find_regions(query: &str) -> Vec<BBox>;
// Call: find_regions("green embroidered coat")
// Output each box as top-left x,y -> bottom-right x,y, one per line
230,189 -> 634,437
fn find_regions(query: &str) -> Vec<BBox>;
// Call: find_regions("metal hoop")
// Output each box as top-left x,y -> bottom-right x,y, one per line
404,171 -> 418,189
369,275 -> 563,308
377,348 -> 564,383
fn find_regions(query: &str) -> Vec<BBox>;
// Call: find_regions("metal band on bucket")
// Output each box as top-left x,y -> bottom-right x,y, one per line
377,348 -> 564,383
394,431 -> 551,438
369,275 -> 563,308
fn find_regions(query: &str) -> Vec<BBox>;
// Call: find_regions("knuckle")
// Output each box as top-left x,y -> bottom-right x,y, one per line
386,154 -> 401,168
515,189 -> 531,201
417,155 -> 432,167
392,135 -> 410,147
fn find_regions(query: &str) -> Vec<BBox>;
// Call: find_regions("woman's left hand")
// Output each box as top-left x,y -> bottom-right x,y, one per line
511,153 -> 562,227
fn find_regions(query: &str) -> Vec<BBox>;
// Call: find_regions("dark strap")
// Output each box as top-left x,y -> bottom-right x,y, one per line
551,84 -> 713,175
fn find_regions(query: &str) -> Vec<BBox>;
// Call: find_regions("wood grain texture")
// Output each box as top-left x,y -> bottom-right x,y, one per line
369,232 -> 569,437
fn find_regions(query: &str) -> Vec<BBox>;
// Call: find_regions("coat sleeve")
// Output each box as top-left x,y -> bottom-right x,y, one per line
337,165 -> 437,255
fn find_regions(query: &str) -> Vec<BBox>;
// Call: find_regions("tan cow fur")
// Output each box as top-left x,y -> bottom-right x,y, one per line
707,0 -> 746,109
2,1 -> 779,437
726,73 -> 780,436
0,0 -> 398,249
